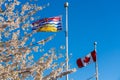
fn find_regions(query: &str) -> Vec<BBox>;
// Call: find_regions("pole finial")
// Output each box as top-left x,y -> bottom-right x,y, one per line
94,42 -> 97,46
94,42 -> 97,51
64,2 -> 69,8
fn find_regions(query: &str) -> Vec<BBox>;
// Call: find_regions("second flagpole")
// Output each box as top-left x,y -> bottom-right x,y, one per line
94,42 -> 99,80
64,2 -> 69,80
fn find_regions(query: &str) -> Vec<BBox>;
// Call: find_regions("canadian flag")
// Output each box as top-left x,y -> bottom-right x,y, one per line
76,50 -> 96,68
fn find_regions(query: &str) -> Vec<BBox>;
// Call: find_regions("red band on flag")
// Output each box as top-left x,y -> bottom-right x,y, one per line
91,50 -> 96,62
76,58 -> 84,68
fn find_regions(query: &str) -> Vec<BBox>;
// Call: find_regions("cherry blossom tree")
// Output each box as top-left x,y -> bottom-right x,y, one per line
0,0 -> 75,80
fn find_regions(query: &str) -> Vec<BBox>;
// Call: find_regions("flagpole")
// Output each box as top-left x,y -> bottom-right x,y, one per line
64,2 -> 69,80
94,42 -> 99,80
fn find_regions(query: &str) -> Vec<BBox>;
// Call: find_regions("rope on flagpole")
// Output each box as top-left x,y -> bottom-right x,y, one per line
86,73 -> 96,80
64,2 -> 69,80
94,42 -> 99,80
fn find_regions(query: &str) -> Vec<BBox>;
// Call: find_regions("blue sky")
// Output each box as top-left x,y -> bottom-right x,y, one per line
21,0 -> 120,80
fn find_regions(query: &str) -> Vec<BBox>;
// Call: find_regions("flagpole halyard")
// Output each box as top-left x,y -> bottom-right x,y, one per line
94,42 -> 99,80
64,2 -> 69,80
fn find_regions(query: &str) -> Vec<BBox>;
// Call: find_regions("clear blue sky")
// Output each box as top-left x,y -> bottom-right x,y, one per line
22,0 -> 120,80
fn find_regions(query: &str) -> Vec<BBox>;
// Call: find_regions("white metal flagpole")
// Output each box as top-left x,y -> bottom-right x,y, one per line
94,42 -> 99,80
64,2 -> 69,80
